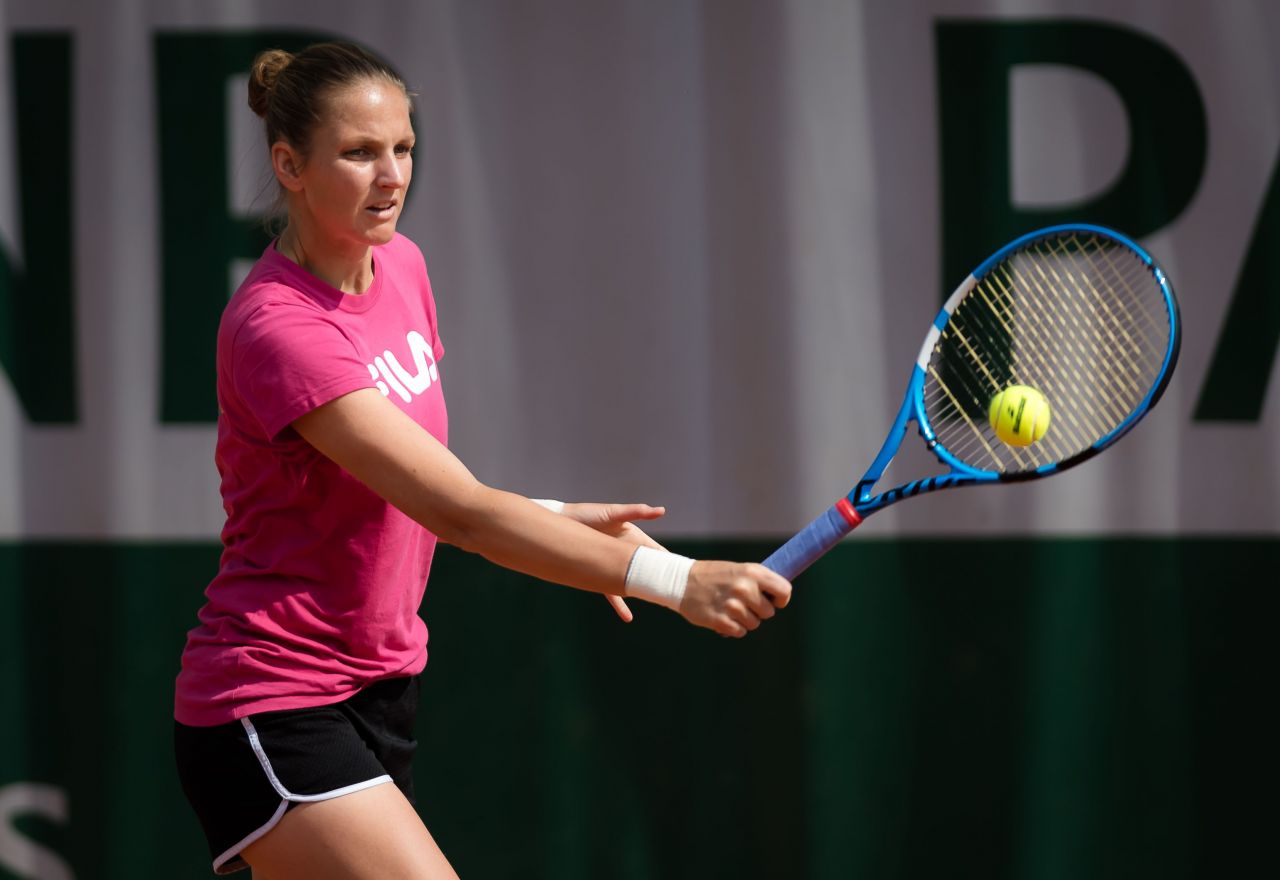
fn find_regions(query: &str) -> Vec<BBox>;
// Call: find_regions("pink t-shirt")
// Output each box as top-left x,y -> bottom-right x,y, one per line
174,233 -> 447,726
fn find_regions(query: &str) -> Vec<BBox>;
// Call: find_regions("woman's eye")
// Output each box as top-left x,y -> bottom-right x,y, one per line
396,145 -> 414,156
346,148 -> 370,159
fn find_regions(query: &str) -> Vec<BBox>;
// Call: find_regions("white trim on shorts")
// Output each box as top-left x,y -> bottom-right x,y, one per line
211,717 -> 394,873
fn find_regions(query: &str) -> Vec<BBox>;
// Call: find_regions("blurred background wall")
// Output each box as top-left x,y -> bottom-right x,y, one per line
0,1 -> 1275,877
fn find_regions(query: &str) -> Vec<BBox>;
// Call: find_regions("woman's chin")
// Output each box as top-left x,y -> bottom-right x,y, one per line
362,222 -> 399,245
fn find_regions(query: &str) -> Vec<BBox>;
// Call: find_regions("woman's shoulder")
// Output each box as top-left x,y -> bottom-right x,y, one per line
219,258 -> 329,345
224,278 -> 306,324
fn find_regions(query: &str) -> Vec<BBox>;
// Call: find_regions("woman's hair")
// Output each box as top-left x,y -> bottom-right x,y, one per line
247,42 -> 410,228
247,41 -> 410,154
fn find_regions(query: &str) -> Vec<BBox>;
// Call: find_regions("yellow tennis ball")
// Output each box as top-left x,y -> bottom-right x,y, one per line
989,385 -> 1051,446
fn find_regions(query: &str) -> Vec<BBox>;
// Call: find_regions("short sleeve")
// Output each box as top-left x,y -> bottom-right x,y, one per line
408,240 -> 445,362
425,289 -> 445,362
229,301 -> 375,439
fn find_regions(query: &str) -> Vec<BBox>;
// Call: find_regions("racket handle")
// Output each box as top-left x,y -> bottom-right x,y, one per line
762,500 -> 862,581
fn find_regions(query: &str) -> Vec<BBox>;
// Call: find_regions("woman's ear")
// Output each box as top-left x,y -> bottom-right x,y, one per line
271,142 -> 305,192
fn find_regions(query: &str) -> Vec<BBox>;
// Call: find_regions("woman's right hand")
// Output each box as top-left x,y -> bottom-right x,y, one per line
678,562 -> 792,638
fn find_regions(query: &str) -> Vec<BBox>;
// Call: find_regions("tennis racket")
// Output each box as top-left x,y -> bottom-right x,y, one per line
763,223 -> 1181,580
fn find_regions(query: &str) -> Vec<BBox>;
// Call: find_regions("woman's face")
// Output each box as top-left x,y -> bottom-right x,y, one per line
291,79 -> 415,250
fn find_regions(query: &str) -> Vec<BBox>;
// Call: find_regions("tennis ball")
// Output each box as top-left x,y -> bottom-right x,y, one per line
989,385 -> 1051,446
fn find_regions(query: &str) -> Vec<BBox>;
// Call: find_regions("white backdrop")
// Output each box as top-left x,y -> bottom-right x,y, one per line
0,0 -> 1275,538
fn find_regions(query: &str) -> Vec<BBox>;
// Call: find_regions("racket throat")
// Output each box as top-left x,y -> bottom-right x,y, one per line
835,497 -> 863,528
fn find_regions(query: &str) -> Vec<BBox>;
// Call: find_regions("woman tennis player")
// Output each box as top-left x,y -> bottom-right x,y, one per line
173,41 -> 791,878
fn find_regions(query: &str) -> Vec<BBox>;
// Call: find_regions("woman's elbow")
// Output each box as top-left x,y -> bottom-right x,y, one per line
412,487 -> 493,553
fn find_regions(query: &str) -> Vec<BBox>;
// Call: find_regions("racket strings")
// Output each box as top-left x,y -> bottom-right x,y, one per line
978,273 -> 1116,444
1042,234 -> 1167,389
948,262 -> 1145,464
1031,240 -> 1165,386
944,235 -> 1164,466
926,306 -> 1054,468
932,273 -> 1095,466
923,232 -> 1172,475
995,260 -> 1144,434
947,280 -> 1085,460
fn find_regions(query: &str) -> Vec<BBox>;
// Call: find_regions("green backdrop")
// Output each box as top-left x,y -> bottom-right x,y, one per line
2,539 -> 1273,878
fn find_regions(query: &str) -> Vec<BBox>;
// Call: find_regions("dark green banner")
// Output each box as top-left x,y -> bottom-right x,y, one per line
1,538 -> 1274,879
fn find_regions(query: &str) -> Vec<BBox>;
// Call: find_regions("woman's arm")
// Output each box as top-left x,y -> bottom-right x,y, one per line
293,388 -> 791,637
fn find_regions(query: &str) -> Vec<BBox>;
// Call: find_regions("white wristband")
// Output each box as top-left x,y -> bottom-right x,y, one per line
624,545 -> 692,611
532,498 -> 565,514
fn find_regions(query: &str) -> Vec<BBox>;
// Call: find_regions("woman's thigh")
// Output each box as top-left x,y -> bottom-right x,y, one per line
242,781 -> 458,880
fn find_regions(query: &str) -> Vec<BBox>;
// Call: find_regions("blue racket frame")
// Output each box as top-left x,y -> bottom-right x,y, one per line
762,224 -> 1181,580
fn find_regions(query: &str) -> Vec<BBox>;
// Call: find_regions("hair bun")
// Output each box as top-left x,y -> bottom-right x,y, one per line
247,49 -> 294,118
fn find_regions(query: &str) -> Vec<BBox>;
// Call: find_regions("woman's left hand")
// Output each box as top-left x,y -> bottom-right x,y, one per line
561,503 -> 668,622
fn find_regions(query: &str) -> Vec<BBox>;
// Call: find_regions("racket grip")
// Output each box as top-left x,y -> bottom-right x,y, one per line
762,501 -> 861,581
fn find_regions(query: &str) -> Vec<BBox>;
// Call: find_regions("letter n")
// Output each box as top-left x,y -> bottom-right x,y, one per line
0,34 -> 75,424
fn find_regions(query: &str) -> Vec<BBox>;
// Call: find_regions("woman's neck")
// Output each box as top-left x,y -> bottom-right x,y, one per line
277,223 -> 374,294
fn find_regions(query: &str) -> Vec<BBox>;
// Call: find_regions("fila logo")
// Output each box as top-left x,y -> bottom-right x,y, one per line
367,330 -> 439,402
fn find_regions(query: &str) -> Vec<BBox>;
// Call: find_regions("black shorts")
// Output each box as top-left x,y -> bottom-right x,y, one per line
174,676 -> 419,875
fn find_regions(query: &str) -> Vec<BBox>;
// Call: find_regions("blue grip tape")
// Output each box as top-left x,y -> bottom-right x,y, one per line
762,504 -> 854,580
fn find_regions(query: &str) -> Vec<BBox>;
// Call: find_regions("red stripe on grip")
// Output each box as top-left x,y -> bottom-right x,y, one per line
835,498 -> 862,528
